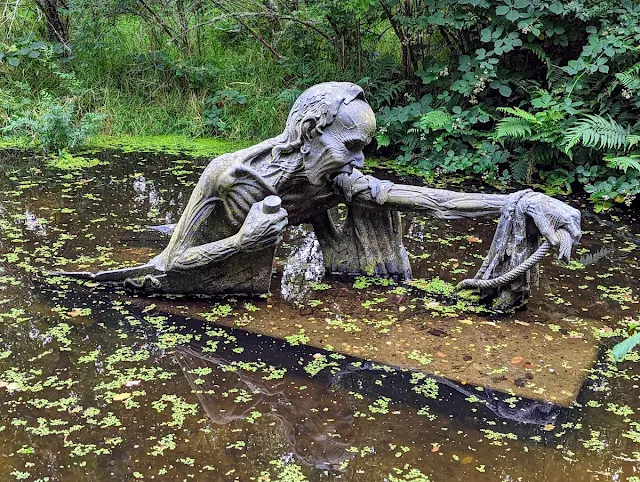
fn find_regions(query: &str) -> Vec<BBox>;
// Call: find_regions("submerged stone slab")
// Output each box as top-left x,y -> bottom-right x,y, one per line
119,289 -> 600,407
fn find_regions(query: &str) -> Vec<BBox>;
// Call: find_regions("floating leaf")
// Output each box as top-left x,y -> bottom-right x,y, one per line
612,331 -> 640,362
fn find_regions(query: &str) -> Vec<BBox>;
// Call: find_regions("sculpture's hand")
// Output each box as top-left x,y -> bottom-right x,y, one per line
333,172 -> 394,204
520,192 -> 581,261
236,197 -> 288,252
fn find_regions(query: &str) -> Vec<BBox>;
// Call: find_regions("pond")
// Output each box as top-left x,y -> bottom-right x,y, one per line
0,147 -> 639,481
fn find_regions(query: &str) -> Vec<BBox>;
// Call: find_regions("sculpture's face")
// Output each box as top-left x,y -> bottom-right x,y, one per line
302,100 -> 376,186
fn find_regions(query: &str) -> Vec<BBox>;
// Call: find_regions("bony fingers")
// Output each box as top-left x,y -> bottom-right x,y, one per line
370,181 -> 380,200
557,229 -> 573,260
269,208 -> 287,222
538,225 -> 559,246
567,223 -> 581,241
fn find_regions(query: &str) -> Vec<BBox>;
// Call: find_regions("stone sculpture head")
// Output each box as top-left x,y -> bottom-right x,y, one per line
271,82 -> 377,186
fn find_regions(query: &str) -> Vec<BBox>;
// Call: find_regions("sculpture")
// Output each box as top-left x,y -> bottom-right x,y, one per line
57,82 -> 582,311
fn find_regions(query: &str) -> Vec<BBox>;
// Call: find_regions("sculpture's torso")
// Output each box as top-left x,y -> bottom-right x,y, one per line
154,147 -> 341,271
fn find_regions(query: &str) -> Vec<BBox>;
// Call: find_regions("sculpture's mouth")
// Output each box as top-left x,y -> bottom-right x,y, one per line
328,163 -> 355,181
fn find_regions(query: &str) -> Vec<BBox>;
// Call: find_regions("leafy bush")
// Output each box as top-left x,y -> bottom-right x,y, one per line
2,0 -> 639,211
375,0 -> 640,209
2,97 -> 105,152
203,89 -> 248,135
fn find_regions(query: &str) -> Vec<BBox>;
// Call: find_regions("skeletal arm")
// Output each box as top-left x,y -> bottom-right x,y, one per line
335,170 -> 513,219
334,171 -> 581,254
165,199 -> 288,272
378,185 -> 511,219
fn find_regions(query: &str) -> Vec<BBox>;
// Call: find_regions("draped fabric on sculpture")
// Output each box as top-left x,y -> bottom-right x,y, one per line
311,204 -> 412,280
469,193 -> 541,310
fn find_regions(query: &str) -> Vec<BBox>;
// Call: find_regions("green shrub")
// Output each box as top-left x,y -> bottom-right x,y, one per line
375,0 -> 640,209
2,97 -> 105,152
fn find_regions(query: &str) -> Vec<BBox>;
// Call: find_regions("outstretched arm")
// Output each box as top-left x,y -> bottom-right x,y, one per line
334,170 -> 581,256
378,184 -> 512,219
335,170 -> 516,218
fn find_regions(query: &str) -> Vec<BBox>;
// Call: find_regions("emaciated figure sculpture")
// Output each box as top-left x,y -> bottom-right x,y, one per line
59,82 -> 582,311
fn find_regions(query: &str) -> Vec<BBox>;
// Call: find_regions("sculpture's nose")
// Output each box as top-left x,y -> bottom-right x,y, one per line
351,153 -> 365,168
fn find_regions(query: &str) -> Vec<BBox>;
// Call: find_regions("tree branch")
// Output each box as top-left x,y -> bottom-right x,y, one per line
136,0 -> 179,42
210,1 -> 282,59
189,12 -> 329,40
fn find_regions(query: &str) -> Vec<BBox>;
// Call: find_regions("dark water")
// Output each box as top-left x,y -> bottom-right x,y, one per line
0,149 -> 639,481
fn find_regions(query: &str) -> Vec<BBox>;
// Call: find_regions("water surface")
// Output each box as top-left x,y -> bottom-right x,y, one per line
0,149 -> 639,481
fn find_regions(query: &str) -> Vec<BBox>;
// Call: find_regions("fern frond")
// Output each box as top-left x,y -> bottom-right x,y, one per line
563,115 -> 630,153
577,247 -> 614,267
530,144 -> 560,165
494,117 -> 533,139
522,44 -> 552,79
510,156 -> 531,182
419,110 -> 451,131
497,106 -> 537,123
616,72 -> 640,90
547,65 -> 569,90
628,135 -> 640,148
605,154 -> 640,173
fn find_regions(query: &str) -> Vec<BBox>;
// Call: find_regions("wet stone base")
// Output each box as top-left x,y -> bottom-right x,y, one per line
82,280 -> 600,408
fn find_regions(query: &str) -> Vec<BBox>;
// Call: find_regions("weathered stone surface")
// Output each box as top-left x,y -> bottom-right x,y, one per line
54,81 -> 582,311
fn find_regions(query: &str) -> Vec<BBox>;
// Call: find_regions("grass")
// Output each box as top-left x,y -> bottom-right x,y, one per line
68,16 -> 294,140
1,16 -> 298,142
0,13 -> 389,146
0,134 -> 251,159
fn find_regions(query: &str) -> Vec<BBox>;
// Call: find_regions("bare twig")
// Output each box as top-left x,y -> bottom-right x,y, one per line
210,0 -> 282,59
135,0 -> 180,44
189,11 -> 329,40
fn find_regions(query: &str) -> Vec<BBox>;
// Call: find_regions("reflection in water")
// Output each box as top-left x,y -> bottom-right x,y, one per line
280,229 -> 325,303
438,379 -> 560,426
24,209 -> 47,235
332,362 -> 560,426
175,345 -> 356,471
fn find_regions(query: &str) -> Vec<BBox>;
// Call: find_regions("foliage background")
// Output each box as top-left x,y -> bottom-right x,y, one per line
0,0 -> 639,209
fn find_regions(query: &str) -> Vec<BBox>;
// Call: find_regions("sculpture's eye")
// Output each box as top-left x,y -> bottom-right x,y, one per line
345,140 -> 364,151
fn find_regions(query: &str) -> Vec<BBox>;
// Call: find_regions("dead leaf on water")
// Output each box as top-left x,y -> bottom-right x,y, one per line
461,456 -> 474,464
112,393 -> 132,401
511,356 -> 524,365
543,424 -> 555,431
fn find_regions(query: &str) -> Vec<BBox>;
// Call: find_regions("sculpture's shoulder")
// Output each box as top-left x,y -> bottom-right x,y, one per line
200,142 -> 275,196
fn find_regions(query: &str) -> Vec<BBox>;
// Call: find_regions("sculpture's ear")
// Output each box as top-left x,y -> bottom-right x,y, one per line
300,118 -> 318,154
